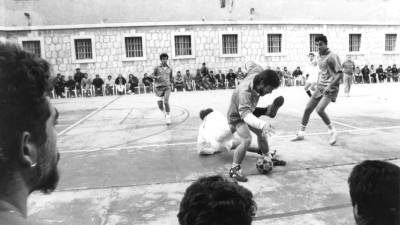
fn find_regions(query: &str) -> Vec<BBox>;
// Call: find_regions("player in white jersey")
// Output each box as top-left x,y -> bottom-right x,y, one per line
304,52 -> 319,97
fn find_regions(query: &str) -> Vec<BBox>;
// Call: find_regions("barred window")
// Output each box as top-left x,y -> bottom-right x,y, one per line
222,34 -> 238,55
309,34 -> 322,53
22,40 -> 41,57
267,34 -> 282,53
174,35 -> 192,56
125,37 -> 143,58
349,34 -> 361,52
74,39 -> 93,60
385,34 -> 397,51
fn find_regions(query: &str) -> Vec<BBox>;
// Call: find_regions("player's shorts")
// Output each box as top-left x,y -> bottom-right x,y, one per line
312,84 -> 339,102
155,86 -> 170,97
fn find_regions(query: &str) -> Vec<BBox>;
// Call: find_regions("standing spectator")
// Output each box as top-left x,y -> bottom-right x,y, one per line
348,160 -> 400,225
361,65 -> 370,83
376,65 -> 385,83
200,62 -> 209,77
74,68 -> 84,95
174,71 -> 184,91
92,74 -> 104,96
342,56 -> 355,97
65,75 -> 76,96
115,74 -> 127,95
0,42 -> 61,224
226,69 -> 237,88
292,66 -> 303,86
386,66 -> 393,82
53,73 -> 65,98
392,64 -> 399,82
105,75 -> 114,95
354,66 -> 362,83
81,73 -> 92,97
183,70 -> 192,91
142,73 -> 154,92
178,175 -> 256,225
370,65 -> 377,83
127,74 -> 139,94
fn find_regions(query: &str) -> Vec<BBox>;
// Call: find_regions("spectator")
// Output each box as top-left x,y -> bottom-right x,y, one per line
177,175 -> 256,225
127,74 -> 139,94
392,64 -> 399,82
0,42 -> 60,224
348,160 -> 400,225
386,66 -> 393,83
142,73 -> 154,92
215,70 -> 226,88
115,74 -> 127,95
174,71 -> 184,91
81,73 -> 92,97
282,67 -> 291,86
208,70 -> 217,89
183,70 -> 192,91
354,66 -> 362,83
292,66 -> 303,86
376,65 -> 385,83
276,67 -> 285,86
53,73 -> 65,98
370,65 -> 377,83
361,65 -> 370,83
92,74 -> 104,96
226,69 -> 237,88
237,67 -> 246,81
105,75 -> 114,95
65,75 -> 76,92
342,56 -> 355,97
74,68 -> 84,94
200,62 -> 209,77
201,71 -> 211,90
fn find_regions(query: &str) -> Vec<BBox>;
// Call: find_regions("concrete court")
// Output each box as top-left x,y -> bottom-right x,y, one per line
28,82 -> 400,225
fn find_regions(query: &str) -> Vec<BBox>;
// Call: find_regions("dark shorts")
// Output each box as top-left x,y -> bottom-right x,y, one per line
312,85 -> 339,102
229,120 -> 246,134
155,86 -> 170,97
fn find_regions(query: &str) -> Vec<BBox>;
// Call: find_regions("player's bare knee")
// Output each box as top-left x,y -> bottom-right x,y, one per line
241,136 -> 252,148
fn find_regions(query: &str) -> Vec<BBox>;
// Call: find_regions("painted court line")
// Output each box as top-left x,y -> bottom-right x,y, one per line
60,125 -> 400,154
332,120 -> 362,129
58,96 -> 120,136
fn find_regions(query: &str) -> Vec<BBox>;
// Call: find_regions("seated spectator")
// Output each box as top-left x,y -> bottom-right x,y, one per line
386,66 -> 393,83
105,75 -> 114,95
142,73 -> 153,87
348,160 -> 400,225
92,74 -> 104,96
215,70 -> 226,88
127,74 -> 139,94
174,71 -> 184,91
208,70 -> 217,89
65,75 -> 76,91
361,65 -> 370,83
370,65 -> 377,83
376,65 -> 385,83
0,42 -> 60,224
292,66 -> 303,86
354,66 -> 362,83
81,73 -> 92,97
282,67 -> 291,86
74,68 -> 84,90
226,69 -> 237,88
183,70 -> 192,91
115,74 -> 127,95
392,64 -> 399,82
201,71 -> 211,90
237,67 -> 246,82
177,175 -> 256,225
194,69 -> 203,90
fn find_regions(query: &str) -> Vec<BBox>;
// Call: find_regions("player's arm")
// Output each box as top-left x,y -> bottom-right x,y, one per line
149,67 -> 158,80
253,107 -> 267,117
326,55 -> 343,89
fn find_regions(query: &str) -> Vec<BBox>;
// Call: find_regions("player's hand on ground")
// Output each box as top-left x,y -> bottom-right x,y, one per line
262,123 -> 275,137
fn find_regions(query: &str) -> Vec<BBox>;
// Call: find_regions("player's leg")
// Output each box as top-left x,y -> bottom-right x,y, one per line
343,74 -> 350,97
164,87 -> 171,124
292,96 -> 320,141
156,87 -> 165,112
229,122 -> 252,182
315,95 -> 337,145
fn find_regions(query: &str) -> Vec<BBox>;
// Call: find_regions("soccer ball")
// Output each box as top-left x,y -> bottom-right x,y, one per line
256,156 -> 273,174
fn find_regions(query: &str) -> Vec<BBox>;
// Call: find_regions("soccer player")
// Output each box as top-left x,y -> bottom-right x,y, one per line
227,61 -> 283,182
304,52 -> 319,97
151,53 -> 173,125
292,35 -> 343,145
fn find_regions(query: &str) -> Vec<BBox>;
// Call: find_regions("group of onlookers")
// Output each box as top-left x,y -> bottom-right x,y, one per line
356,64 -> 399,84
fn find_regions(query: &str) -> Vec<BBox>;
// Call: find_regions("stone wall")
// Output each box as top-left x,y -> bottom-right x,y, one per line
3,23 -> 400,79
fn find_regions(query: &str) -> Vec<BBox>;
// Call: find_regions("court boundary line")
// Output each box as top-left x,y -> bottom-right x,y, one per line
332,120 -> 362,129
60,124 -> 400,154
58,96 -> 120,137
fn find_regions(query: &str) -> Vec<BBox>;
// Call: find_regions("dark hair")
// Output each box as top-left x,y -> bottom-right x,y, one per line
178,175 -> 256,225
199,108 -> 213,120
315,35 -> 328,45
253,69 -> 281,88
348,160 -> 400,225
0,43 -> 51,162
160,53 -> 169,60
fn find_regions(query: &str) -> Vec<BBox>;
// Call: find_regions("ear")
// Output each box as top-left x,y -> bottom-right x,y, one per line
19,131 -> 38,168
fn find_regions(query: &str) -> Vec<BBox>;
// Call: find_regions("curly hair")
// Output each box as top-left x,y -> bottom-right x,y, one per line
0,42 -> 51,162
253,69 -> 280,88
199,108 -> 213,120
178,175 -> 257,225
315,34 -> 328,45
348,160 -> 400,225
159,53 -> 169,60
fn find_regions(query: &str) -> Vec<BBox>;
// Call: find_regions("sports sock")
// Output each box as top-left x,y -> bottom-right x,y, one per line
300,124 -> 306,131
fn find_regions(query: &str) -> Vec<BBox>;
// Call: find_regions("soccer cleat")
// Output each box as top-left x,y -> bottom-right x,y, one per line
291,131 -> 305,141
266,96 -> 285,118
165,114 -> 172,125
229,165 -> 248,182
328,128 -> 337,145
